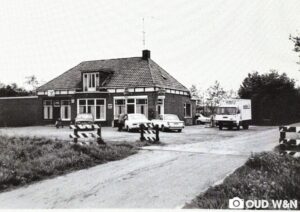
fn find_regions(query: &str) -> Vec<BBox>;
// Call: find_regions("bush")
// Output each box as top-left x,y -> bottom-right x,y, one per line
184,152 -> 300,209
0,135 -> 137,192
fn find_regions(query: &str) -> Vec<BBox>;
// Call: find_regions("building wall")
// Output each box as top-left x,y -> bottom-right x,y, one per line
0,96 -> 40,127
38,91 -> 195,126
164,93 -> 196,125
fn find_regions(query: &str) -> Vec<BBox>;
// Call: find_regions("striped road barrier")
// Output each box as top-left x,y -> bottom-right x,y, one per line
140,123 -> 159,143
279,126 -> 300,158
70,124 -> 101,130
69,124 -> 105,145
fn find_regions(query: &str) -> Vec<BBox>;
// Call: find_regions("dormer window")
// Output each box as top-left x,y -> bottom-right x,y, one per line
83,72 -> 99,92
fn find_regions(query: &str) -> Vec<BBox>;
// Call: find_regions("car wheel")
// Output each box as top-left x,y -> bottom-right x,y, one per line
243,124 -> 249,130
177,129 -> 182,133
161,125 -> 166,132
219,124 -> 223,130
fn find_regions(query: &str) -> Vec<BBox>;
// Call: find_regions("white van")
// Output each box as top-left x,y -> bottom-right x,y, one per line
215,99 -> 251,130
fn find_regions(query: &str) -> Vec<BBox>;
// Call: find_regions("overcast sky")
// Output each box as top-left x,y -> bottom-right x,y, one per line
1,0 -> 300,91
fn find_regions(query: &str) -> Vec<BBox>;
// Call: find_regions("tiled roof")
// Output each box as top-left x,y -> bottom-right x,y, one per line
37,57 -> 189,92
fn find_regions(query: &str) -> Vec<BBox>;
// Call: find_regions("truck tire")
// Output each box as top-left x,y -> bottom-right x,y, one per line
219,124 -> 223,130
243,124 -> 249,130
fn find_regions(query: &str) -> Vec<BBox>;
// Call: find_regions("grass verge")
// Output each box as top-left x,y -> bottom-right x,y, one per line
184,152 -> 300,209
0,135 -> 137,192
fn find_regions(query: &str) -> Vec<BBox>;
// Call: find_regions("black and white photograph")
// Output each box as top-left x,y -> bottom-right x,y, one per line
0,0 -> 299,210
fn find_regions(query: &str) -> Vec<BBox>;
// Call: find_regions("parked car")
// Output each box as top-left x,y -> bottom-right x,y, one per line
197,114 -> 211,124
124,113 -> 152,132
75,113 -> 94,125
151,114 -> 184,132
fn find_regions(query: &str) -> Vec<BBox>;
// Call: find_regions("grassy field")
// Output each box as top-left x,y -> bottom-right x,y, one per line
0,135 -> 138,192
184,152 -> 300,209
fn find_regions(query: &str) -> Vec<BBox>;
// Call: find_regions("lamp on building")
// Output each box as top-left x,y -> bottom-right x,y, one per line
157,87 -> 166,97
123,87 -> 129,97
123,87 -> 130,104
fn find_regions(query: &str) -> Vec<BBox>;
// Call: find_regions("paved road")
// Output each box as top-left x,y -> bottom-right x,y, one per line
0,125 -> 279,208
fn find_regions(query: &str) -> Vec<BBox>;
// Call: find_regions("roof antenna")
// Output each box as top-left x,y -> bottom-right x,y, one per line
142,17 -> 146,49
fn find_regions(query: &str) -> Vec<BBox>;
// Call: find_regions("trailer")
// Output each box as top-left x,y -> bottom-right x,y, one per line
215,99 -> 251,130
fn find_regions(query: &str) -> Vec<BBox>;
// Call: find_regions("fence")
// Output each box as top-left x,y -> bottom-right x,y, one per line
69,124 -> 105,145
140,123 -> 159,143
279,126 -> 300,158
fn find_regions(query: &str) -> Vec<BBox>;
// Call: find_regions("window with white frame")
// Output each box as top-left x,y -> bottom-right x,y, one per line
43,100 -> 53,119
114,99 -> 125,119
78,98 -> 106,121
136,99 -> 148,117
184,103 -> 192,118
83,72 -> 99,92
113,96 -> 148,119
61,100 -> 71,120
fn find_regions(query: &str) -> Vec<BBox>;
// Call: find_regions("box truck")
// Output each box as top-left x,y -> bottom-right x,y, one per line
215,99 -> 251,130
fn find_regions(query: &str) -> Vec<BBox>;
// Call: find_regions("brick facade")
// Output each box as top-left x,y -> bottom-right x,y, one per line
0,97 -> 40,127
38,91 -> 196,126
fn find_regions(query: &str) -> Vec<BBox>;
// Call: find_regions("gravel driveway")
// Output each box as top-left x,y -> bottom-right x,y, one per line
0,124 -> 275,145
0,125 -> 279,208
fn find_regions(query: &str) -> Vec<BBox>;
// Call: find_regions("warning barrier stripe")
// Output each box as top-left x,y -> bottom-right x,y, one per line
279,139 -> 300,146
141,123 -> 155,128
143,130 -> 156,134
279,126 -> 300,133
69,132 -> 100,139
69,124 -> 100,130
144,137 -> 156,142
280,151 -> 300,158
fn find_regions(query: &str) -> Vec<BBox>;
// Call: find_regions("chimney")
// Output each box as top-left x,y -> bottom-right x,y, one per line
142,49 -> 151,60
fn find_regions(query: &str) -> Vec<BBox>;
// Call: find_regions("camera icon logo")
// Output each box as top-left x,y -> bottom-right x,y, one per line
229,197 -> 245,209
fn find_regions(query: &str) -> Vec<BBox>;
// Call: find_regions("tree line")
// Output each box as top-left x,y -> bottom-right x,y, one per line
0,75 -> 39,97
191,70 -> 300,125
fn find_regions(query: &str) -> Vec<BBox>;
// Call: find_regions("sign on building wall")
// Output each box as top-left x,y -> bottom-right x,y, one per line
47,90 -> 55,97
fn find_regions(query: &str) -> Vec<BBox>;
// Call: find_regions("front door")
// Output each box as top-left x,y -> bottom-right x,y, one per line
127,104 -> 135,114
53,107 -> 61,122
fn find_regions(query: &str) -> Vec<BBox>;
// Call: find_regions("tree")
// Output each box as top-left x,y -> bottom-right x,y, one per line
0,83 -> 30,97
205,81 -> 227,114
25,75 -> 39,91
290,34 -> 300,67
238,70 -> 300,125
189,84 -> 200,99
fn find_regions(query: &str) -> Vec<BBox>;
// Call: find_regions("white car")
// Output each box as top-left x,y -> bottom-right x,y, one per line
124,114 -> 152,131
197,114 -> 211,124
151,114 -> 184,132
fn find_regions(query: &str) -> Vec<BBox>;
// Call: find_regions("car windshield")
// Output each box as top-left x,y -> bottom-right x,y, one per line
164,114 -> 179,121
128,114 -> 147,120
216,107 -> 237,115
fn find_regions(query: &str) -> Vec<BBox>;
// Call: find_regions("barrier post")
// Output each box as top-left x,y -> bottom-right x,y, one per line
97,126 -> 105,144
155,124 -> 159,142
280,131 -> 286,141
74,128 -> 78,143
140,124 -> 145,141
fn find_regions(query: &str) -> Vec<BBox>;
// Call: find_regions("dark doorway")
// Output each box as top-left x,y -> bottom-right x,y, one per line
127,104 -> 135,114
53,107 -> 61,122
